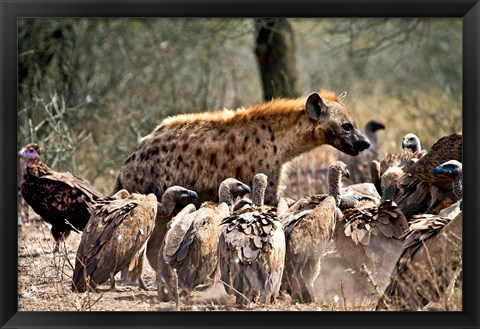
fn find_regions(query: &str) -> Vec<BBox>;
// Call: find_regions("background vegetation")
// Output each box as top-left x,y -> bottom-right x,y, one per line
18,18 -> 462,196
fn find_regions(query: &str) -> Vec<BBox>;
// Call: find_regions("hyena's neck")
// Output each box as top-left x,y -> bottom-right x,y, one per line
251,112 -> 323,164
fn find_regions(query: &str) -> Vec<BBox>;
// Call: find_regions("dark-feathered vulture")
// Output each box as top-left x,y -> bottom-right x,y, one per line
376,160 -> 463,311
157,178 -> 251,302
340,120 -> 385,184
219,173 -> 286,305
72,186 -> 197,292
18,143 -> 103,252
395,132 -> 462,218
433,160 -> 462,200
72,190 -> 157,292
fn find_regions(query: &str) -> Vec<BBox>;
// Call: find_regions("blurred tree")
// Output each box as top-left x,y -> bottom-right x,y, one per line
18,20 -> 78,106
17,18 -> 461,194
254,18 -> 299,100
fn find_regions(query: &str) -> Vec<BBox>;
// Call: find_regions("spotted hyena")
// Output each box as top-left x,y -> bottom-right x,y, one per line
113,90 -> 370,205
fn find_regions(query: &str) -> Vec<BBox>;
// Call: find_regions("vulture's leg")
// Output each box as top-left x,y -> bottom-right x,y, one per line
109,272 -> 116,291
138,276 -> 149,291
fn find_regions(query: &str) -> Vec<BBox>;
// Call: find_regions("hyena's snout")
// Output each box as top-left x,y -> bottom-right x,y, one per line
353,133 -> 371,152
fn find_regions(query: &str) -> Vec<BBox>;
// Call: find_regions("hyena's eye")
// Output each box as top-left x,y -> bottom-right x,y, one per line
341,123 -> 353,132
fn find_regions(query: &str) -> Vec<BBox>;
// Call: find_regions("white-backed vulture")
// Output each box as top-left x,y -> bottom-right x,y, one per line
334,200 -> 408,272
218,173 -> 286,305
18,143 -> 103,252
377,160 -> 463,311
72,190 -> 157,292
279,161 -> 351,303
372,154 -> 419,201
143,192 -> 199,277
395,132 -> 462,218
120,188 -> 198,289
157,178 -> 251,302
333,158 -> 409,285
370,134 -> 424,201
72,186 -> 197,292
280,196 -> 341,303
285,161 -> 350,211
401,133 -> 426,156
341,182 -> 381,205
339,120 -> 385,184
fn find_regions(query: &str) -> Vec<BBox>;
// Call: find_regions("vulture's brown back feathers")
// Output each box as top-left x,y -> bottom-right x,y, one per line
72,191 -> 157,292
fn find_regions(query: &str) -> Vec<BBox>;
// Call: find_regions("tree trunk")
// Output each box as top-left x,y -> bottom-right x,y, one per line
254,18 -> 299,100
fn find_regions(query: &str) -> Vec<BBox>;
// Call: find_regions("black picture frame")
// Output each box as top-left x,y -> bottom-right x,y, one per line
1,1 -> 479,328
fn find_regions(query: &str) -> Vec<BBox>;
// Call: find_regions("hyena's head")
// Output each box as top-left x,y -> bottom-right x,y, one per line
304,91 -> 370,156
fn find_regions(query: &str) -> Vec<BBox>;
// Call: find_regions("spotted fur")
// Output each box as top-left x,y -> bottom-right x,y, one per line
113,90 -> 370,205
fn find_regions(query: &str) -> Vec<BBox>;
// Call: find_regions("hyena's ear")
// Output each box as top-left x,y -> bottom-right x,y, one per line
337,91 -> 347,102
305,92 -> 328,121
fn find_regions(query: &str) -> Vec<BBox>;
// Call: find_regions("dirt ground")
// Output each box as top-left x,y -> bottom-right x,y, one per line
17,211 -> 461,312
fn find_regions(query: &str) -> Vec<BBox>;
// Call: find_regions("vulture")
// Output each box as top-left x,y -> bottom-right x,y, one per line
401,133 -> 426,156
218,173 -> 286,306
18,143 -> 103,252
333,200 -> 408,272
370,148 -> 421,200
157,178 -> 251,302
395,132 -> 462,218
333,158 -> 409,286
341,182 -> 381,205
433,160 -> 462,200
340,120 -> 385,184
140,188 -> 199,281
72,186 -> 197,292
279,161 -> 349,302
377,160 -> 462,311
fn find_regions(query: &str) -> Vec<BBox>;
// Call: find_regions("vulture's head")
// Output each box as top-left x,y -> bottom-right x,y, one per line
165,186 -> 199,204
402,133 -> 421,153
219,178 -> 251,200
365,120 -> 385,133
158,186 -> 199,216
251,173 -> 268,207
329,161 -> 350,180
18,143 -> 41,166
433,160 -> 462,180
252,173 -> 268,192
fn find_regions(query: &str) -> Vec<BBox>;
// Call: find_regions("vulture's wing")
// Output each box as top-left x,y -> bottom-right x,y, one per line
72,198 -> 139,289
378,210 -> 461,311
406,132 -> 462,187
39,170 -> 103,200
341,200 -> 407,263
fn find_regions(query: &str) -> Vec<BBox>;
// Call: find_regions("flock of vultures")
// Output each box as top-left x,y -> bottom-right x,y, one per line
18,89 -> 463,311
